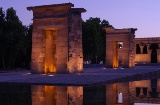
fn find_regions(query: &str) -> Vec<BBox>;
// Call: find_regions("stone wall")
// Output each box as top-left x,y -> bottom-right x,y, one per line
131,80 -> 160,103
104,27 -> 136,68
27,3 -> 85,74
135,54 -> 150,63
67,9 -> 84,73
67,86 -> 83,105
31,85 -> 83,105
106,83 -> 133,105
135,38 -> 160,64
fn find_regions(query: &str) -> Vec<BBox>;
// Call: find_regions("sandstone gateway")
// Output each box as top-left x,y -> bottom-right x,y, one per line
104,27 -> 137,68
28,3 -> 160,74
27,3 -> 86,74
105,27 -> 160,68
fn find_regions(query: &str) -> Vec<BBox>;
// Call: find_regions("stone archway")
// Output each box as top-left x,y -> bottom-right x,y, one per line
27,3 -> 86,74
104,27 -> 137,68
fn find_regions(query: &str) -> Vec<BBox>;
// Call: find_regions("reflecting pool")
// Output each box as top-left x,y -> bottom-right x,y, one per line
0,79 -> 160,105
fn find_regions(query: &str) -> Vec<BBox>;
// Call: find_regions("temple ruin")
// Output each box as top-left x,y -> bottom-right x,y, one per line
27,3 -> 160,72
105,27 -> 160,68
104,27 -> 137,68
135,37 -> 160,64
27,3 -> 86,74
32,85 -> 83,105
106,79 -> 160,105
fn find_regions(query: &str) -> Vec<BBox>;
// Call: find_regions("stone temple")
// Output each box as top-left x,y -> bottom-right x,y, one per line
104,27 -> 137,68
27,3 -> 86,74
28,3 -> 160,73
135,37 -> 160,64
104,27 -> 160,68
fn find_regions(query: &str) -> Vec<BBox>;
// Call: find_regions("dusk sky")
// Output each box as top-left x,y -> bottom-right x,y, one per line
1,0 -> 160,38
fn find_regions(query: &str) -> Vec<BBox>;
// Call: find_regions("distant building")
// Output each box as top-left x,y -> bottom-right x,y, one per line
104,27 -> 160,68
135,37 -> 160,64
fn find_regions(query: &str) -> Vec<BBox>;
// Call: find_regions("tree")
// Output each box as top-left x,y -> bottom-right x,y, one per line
0,7 -> 32,70
23,24 -> 32,69
82,17 -> 112,64
0,7 -> 6,68
4,7 -> 24,68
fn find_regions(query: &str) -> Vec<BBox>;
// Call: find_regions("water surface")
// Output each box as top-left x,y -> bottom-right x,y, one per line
0,78 -> 160,105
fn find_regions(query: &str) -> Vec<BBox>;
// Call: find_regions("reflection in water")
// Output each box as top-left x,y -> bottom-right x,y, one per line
0,79 -> 160,105
0,85 -> 32,105
83,86 -> 106,105
106,79 -> 160,105
31,86 -> 83,105
106,82 -> 133,105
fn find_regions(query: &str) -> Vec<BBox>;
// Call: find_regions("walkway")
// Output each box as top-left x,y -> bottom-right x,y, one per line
0,64 -> 160,86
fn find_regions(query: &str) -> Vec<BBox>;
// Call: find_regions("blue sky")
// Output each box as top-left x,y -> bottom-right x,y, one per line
1,0 -> 160,38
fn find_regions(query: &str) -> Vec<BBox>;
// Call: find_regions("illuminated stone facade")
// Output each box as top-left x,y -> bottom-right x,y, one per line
104,27 -> 137,68
27,3 -> 85,73
106,79 -> 160,104
135,37 -> 160,63
105,27 -> 160,68
131,79 -> 160,103
31,86 -> 83,105
106,83 -> 133,105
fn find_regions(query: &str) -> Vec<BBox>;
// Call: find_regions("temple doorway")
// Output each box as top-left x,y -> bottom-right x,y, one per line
112,41 -> 123,68
44,29 -> 57,73
105,27 -> 136,68
150,44 -> 158,63
151,49 -> 157,63
112,41 -> 118,68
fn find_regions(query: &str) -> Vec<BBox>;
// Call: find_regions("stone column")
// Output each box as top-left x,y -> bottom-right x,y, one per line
139,88 -> 144,98
139,44 -> 144,54
147,44 -> 151,63
146,44 -> 151,52
146,87 -> 151,97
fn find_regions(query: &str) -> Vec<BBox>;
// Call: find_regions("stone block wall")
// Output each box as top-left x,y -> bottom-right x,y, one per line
67,9 -> 84,73
104,27 -> 137,68
135,54 -> 150,63
131,80 -> 160,103
27,3 -> 85,74
67,86 -> 83,105
106,83 -> 132,105
31,85 -> 83,105
135,38 -> 160,64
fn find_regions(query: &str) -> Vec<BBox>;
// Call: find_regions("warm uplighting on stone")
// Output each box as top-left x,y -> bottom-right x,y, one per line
44,29 -> 56,73
112,41 -> 118,68
31,85 -> 83,105
104,27 -> 137,68
27,3 -> 86,74
135,38 -> 160,64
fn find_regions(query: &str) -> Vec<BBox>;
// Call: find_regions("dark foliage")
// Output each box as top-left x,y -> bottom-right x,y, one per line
82,17 -> 112,64
0,7 -> 32,70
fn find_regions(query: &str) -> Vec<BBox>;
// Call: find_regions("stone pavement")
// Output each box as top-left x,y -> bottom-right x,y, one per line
0,64 -> 160,86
